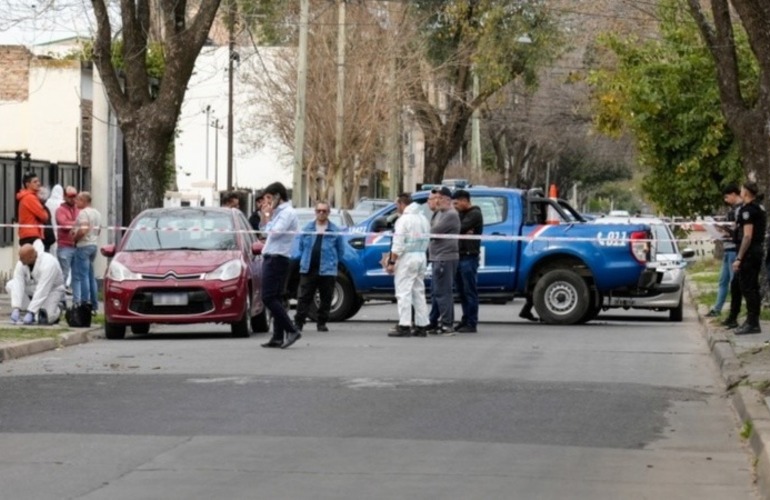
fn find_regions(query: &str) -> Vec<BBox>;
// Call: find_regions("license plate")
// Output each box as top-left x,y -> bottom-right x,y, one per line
153,293 -> 188,306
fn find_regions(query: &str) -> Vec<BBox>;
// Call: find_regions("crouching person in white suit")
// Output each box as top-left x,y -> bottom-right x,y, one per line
6,243 -> 66,325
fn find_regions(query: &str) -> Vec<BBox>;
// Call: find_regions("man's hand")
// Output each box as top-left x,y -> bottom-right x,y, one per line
10,308 -> 20,323
22,312 -> 35,325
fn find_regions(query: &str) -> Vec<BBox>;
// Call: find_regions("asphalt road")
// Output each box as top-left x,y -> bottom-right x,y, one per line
0,301 -> 758,499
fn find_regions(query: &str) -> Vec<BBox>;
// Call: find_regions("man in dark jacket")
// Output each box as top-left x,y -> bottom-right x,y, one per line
452,189 -> 483,333
427,186 -> 460,335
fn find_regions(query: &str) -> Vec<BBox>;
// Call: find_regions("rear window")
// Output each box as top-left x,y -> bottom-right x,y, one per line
651,223 -> 677,254
123,210 -> 237,251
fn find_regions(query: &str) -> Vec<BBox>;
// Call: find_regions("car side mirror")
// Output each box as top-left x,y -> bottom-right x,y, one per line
100,244 -> 116,258
252,240 -> 264,256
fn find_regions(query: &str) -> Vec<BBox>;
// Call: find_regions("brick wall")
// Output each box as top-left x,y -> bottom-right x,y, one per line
0,46 -> 32,101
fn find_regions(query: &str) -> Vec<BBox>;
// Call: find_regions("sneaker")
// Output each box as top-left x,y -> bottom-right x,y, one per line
317,324 -> 329,332
705,309 -> 721,318
426,324 -> 440,335
519,309 -> 538,322
388,325 -> 412,337
735,323 -> 762,335
456,325 -> 477,333
37,309 -> 48,325
438,325 -> 456,336
721,318 -> 739,329
412,326 -> 427,337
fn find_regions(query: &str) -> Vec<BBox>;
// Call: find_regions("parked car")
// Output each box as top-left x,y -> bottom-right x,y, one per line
591,216 -> 695,321
100,207 -> 268,339
294,207 -> 355,230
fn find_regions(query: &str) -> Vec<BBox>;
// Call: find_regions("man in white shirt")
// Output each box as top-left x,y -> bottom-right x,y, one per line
6,243 -> 66,325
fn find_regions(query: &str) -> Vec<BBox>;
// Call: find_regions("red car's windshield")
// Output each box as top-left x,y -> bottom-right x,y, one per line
123,209 -> 238,252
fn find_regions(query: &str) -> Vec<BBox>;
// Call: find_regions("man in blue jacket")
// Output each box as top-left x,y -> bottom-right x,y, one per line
292,201 -> 347,332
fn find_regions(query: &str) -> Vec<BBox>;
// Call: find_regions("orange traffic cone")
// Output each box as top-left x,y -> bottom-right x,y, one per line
546,184 -> 560,224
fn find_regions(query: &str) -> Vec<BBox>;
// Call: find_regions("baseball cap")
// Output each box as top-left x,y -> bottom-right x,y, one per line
431,186 -> 453,198
453,189 -> 470,200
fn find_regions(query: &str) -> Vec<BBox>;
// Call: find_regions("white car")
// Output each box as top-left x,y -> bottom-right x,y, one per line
590,216 -> 695,321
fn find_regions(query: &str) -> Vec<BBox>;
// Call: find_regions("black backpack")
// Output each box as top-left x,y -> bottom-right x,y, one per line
65,303 -> 93,328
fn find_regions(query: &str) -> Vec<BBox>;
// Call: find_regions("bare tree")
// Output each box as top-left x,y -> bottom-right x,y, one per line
240,1 -> 412,207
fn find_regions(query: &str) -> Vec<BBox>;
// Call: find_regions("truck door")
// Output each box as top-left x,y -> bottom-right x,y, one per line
474,195 -> 516,291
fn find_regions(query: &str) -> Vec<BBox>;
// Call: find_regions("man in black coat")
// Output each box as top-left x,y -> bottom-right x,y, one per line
452,189 -> 483,333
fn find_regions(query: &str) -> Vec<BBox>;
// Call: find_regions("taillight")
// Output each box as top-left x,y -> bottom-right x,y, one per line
630,230 -> 650,263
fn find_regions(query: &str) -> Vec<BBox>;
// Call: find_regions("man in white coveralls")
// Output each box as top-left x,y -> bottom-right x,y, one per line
387,193 -> 431,338
6,243 -> 66,325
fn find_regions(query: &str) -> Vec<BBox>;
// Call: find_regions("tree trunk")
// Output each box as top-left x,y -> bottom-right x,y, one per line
123,121 -> 175,218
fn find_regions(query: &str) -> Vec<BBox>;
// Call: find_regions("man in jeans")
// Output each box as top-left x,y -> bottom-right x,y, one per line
72,192 -> 101,310
452,189 -> 483,333
259,182 -> 302,349
292,201 -> 346,333
427,186 -> 460,335
55,186 -> 80,295
707,184 -> 742,317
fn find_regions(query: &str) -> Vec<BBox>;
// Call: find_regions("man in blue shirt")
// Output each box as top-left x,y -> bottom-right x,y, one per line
292,201 -> 347,332
259,182 -> 302,349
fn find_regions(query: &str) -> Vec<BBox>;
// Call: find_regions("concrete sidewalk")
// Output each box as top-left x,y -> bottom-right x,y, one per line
688,280 -> 770,500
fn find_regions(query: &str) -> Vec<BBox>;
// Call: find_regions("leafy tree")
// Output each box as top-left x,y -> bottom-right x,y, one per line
589,0 -> 747,216
406,0 -> 564,183
686,0 -> 770,195
91,0 -> 222,219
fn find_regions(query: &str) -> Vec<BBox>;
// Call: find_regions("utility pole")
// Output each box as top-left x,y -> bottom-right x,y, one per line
292,0 -> 310,207
226,0 -> 236,190
213,118 -> 220,191
471,72 -> 481,174
205,105 -> 211,180
333,0 -> 346,207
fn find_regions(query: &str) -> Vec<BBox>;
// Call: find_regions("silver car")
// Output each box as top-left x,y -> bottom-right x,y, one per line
591,216 -> 695,321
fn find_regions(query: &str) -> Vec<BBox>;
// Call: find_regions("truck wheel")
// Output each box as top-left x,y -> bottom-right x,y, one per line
307,273 -> 356,322
577,291 -> 602,324
669,295 -> 683,322
345,295 -> 365,320
533,269 -> 590,325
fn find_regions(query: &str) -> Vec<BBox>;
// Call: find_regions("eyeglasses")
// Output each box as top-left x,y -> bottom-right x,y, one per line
316,209 -> 329,214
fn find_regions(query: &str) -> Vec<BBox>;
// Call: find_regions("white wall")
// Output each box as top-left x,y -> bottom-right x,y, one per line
175,46 -> 293,193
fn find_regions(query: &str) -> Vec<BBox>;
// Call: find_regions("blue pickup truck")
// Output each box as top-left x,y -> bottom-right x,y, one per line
316,187 -> 659,325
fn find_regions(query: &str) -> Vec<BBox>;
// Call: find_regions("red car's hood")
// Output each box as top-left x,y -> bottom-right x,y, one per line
115,250 -> 241,275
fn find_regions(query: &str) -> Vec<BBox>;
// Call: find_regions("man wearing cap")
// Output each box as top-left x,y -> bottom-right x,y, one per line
723,182 -> 766,335
452,189 -> 483,333
55,186 -> 80,294
427,186 -> 461,335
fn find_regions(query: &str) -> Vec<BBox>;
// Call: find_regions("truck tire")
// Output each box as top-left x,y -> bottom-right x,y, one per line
577,291 -> 602,324
307,273 -> 356,323
533,268 -> 590,325
669,295 -> 683,322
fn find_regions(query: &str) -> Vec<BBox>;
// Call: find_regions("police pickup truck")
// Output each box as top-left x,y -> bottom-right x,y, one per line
317,187 -> 659,325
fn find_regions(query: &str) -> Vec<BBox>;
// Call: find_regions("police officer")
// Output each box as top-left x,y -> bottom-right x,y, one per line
724,182 -> 766,335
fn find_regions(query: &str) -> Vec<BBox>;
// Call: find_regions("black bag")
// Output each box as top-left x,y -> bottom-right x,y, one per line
65,303 -> 93,328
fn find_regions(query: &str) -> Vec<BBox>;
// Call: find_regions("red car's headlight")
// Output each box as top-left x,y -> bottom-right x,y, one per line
205,259 -> 243,281
107,261 -> 142,282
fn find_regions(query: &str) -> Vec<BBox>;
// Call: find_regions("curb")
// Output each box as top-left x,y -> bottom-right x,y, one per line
0,326 -> 103,363
689,283 -> 770,499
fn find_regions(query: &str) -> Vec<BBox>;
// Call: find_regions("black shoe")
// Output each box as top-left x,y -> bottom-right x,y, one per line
412,326 -> 427,337
426,324 -> 440,335
281,331 -> 302,349
519,309 -> 538,322
705,309 -> 721,318
721,318 -> 739,329
734,323 -> 762,335
457,325 -> 477,333
317,324 -> 329,332
388,325 -> 412,337
261,339 -> 283,348
37,309 -> 48,325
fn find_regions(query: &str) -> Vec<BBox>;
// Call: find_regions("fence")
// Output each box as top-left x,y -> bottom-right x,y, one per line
0,152 -> 90,248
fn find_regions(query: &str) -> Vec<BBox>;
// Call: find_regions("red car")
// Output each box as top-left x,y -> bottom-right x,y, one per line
100,207 -> 267,339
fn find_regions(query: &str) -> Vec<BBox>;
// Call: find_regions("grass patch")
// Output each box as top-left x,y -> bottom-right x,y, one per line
689,272 -> 719,284
0,327 -> 66,343
687,258 -> 720,274
740,420 -> 754,440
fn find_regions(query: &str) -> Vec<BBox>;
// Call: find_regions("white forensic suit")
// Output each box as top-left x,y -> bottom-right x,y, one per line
6,250 -> 66,321
391,202 -> 431,328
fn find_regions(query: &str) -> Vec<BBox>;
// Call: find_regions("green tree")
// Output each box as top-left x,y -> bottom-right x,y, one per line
589,0 -> 748,216
407,0 -> 563,183
91,0 -> 222,219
